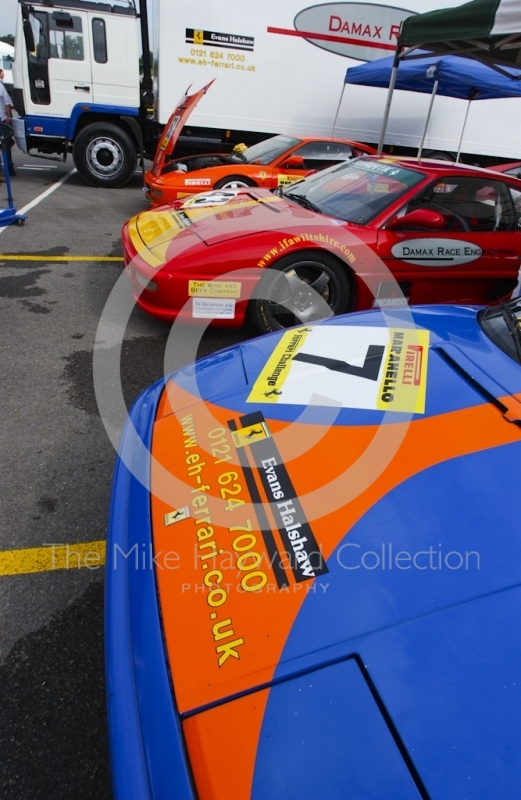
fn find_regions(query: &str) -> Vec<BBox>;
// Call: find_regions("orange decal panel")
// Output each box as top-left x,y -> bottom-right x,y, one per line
183,689 -> 269,800
151,381 -> 521,716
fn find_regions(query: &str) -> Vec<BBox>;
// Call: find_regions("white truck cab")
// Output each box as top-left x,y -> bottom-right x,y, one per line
12,0 -> 143,186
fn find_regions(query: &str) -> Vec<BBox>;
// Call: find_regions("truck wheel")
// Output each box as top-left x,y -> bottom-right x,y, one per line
214,175 -> 256,189
73,123 -> 137,188
250,251 -> 351,333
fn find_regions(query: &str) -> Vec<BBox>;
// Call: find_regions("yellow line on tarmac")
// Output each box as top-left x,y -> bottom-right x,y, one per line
0,540 -> 106,577
0,255 -> 124,261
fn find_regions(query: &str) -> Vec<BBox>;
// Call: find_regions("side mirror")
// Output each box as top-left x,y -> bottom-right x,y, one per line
387,208 -> 444,230
282,155 -> 304,169
23,19 -> 36,53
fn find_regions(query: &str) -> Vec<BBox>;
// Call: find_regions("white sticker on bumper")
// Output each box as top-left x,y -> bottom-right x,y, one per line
192,298 -> 236,318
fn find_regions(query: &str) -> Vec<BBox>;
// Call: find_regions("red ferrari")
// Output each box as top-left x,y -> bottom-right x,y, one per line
143,84 -> 375,206
124,156 -> 521,332
488,161 -> 521,179
144,135 -> 376,207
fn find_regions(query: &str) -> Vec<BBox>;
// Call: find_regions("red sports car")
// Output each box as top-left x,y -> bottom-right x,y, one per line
144,134 -> 376,207
124,156 -> 521,332
488,161 -> 521,179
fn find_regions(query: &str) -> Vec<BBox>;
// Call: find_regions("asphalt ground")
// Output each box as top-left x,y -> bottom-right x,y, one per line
0,149 -> 258,798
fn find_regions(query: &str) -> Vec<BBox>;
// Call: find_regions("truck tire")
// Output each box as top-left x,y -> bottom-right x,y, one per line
73,123 -> 137,188
249,251 -> 351,333
214,175 -> 256,189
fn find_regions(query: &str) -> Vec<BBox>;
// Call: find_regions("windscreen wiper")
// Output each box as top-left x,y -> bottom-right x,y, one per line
285,193 -> 321,213
501,302 -> 521,363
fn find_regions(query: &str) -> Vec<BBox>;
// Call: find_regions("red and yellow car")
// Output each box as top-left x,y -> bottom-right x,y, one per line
125,156 -> 521,333
144,134 -> 376,207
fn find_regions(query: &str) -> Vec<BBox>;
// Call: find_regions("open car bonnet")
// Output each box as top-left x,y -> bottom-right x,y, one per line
150,80 -> 215,179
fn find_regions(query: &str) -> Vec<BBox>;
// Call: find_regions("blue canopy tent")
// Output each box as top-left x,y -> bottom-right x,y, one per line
334,52 -> 521,159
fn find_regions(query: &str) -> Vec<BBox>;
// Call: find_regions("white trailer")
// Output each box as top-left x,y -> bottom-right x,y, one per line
10,0 -> 518,188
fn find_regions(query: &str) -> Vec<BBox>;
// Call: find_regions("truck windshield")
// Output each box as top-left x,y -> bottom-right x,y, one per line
240,135 -> 301,165
479,298 -> 521,364
283,158 -> 425,224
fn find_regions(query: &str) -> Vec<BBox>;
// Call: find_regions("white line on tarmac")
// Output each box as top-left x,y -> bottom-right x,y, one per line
0,168 -> 77,234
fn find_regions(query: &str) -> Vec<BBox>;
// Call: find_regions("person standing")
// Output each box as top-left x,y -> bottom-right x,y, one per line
0,68 -> 15,177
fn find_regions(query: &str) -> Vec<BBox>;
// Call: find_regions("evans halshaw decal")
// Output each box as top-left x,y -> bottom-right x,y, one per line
230,412 -> 328,583
247,325 -> 429,413
391,238 -> 483,266
186,28 -> 254,51
270,3 -> 415,62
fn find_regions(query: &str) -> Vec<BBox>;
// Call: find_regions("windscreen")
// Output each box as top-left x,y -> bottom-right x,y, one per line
283,159 -> 425,224
242,136 -> 302,165
480,297 -> 521,363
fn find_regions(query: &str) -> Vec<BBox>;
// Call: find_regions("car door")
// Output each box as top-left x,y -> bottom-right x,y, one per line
376,176 -> 521,306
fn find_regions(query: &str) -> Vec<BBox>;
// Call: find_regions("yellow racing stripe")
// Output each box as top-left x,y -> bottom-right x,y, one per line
0,255 -> 123,261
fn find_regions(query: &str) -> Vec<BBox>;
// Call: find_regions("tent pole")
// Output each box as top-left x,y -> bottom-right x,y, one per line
377,49 -> 401,155
331,84 -> 346,137
456,99 -> 472,162
418,80 -> 438,160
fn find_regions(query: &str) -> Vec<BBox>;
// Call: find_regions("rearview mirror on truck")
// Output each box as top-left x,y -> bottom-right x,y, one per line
23,20 -> 35,53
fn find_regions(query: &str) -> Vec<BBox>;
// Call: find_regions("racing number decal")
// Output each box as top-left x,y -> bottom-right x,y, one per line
181,190 -> 239,208
293,346 -> 385,381
247,326 -> 429,413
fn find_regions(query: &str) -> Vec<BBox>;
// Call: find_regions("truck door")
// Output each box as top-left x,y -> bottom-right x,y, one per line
376,176 -> 521,306
87,12 -> 139,107
46,9 -> 92,117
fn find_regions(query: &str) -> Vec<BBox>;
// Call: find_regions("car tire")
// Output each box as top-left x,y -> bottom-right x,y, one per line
73,123 -> 137,188
250,251 -> 352,333
214,175 -> 256,190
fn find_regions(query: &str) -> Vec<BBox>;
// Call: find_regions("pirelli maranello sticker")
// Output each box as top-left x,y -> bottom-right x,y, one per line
189,280 -> 242,299
391,238 -> 483,267
277,174 -> 303,186
247,325 -> 429,413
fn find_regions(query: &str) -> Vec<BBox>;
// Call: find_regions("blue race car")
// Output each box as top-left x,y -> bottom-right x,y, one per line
106,298 -> 521,799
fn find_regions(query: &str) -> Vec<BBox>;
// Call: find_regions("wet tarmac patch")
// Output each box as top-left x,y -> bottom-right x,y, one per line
0,270 -> 50,299
20,299 -> 51,314
61,333 -> 169,417
37,497 -> 58,513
